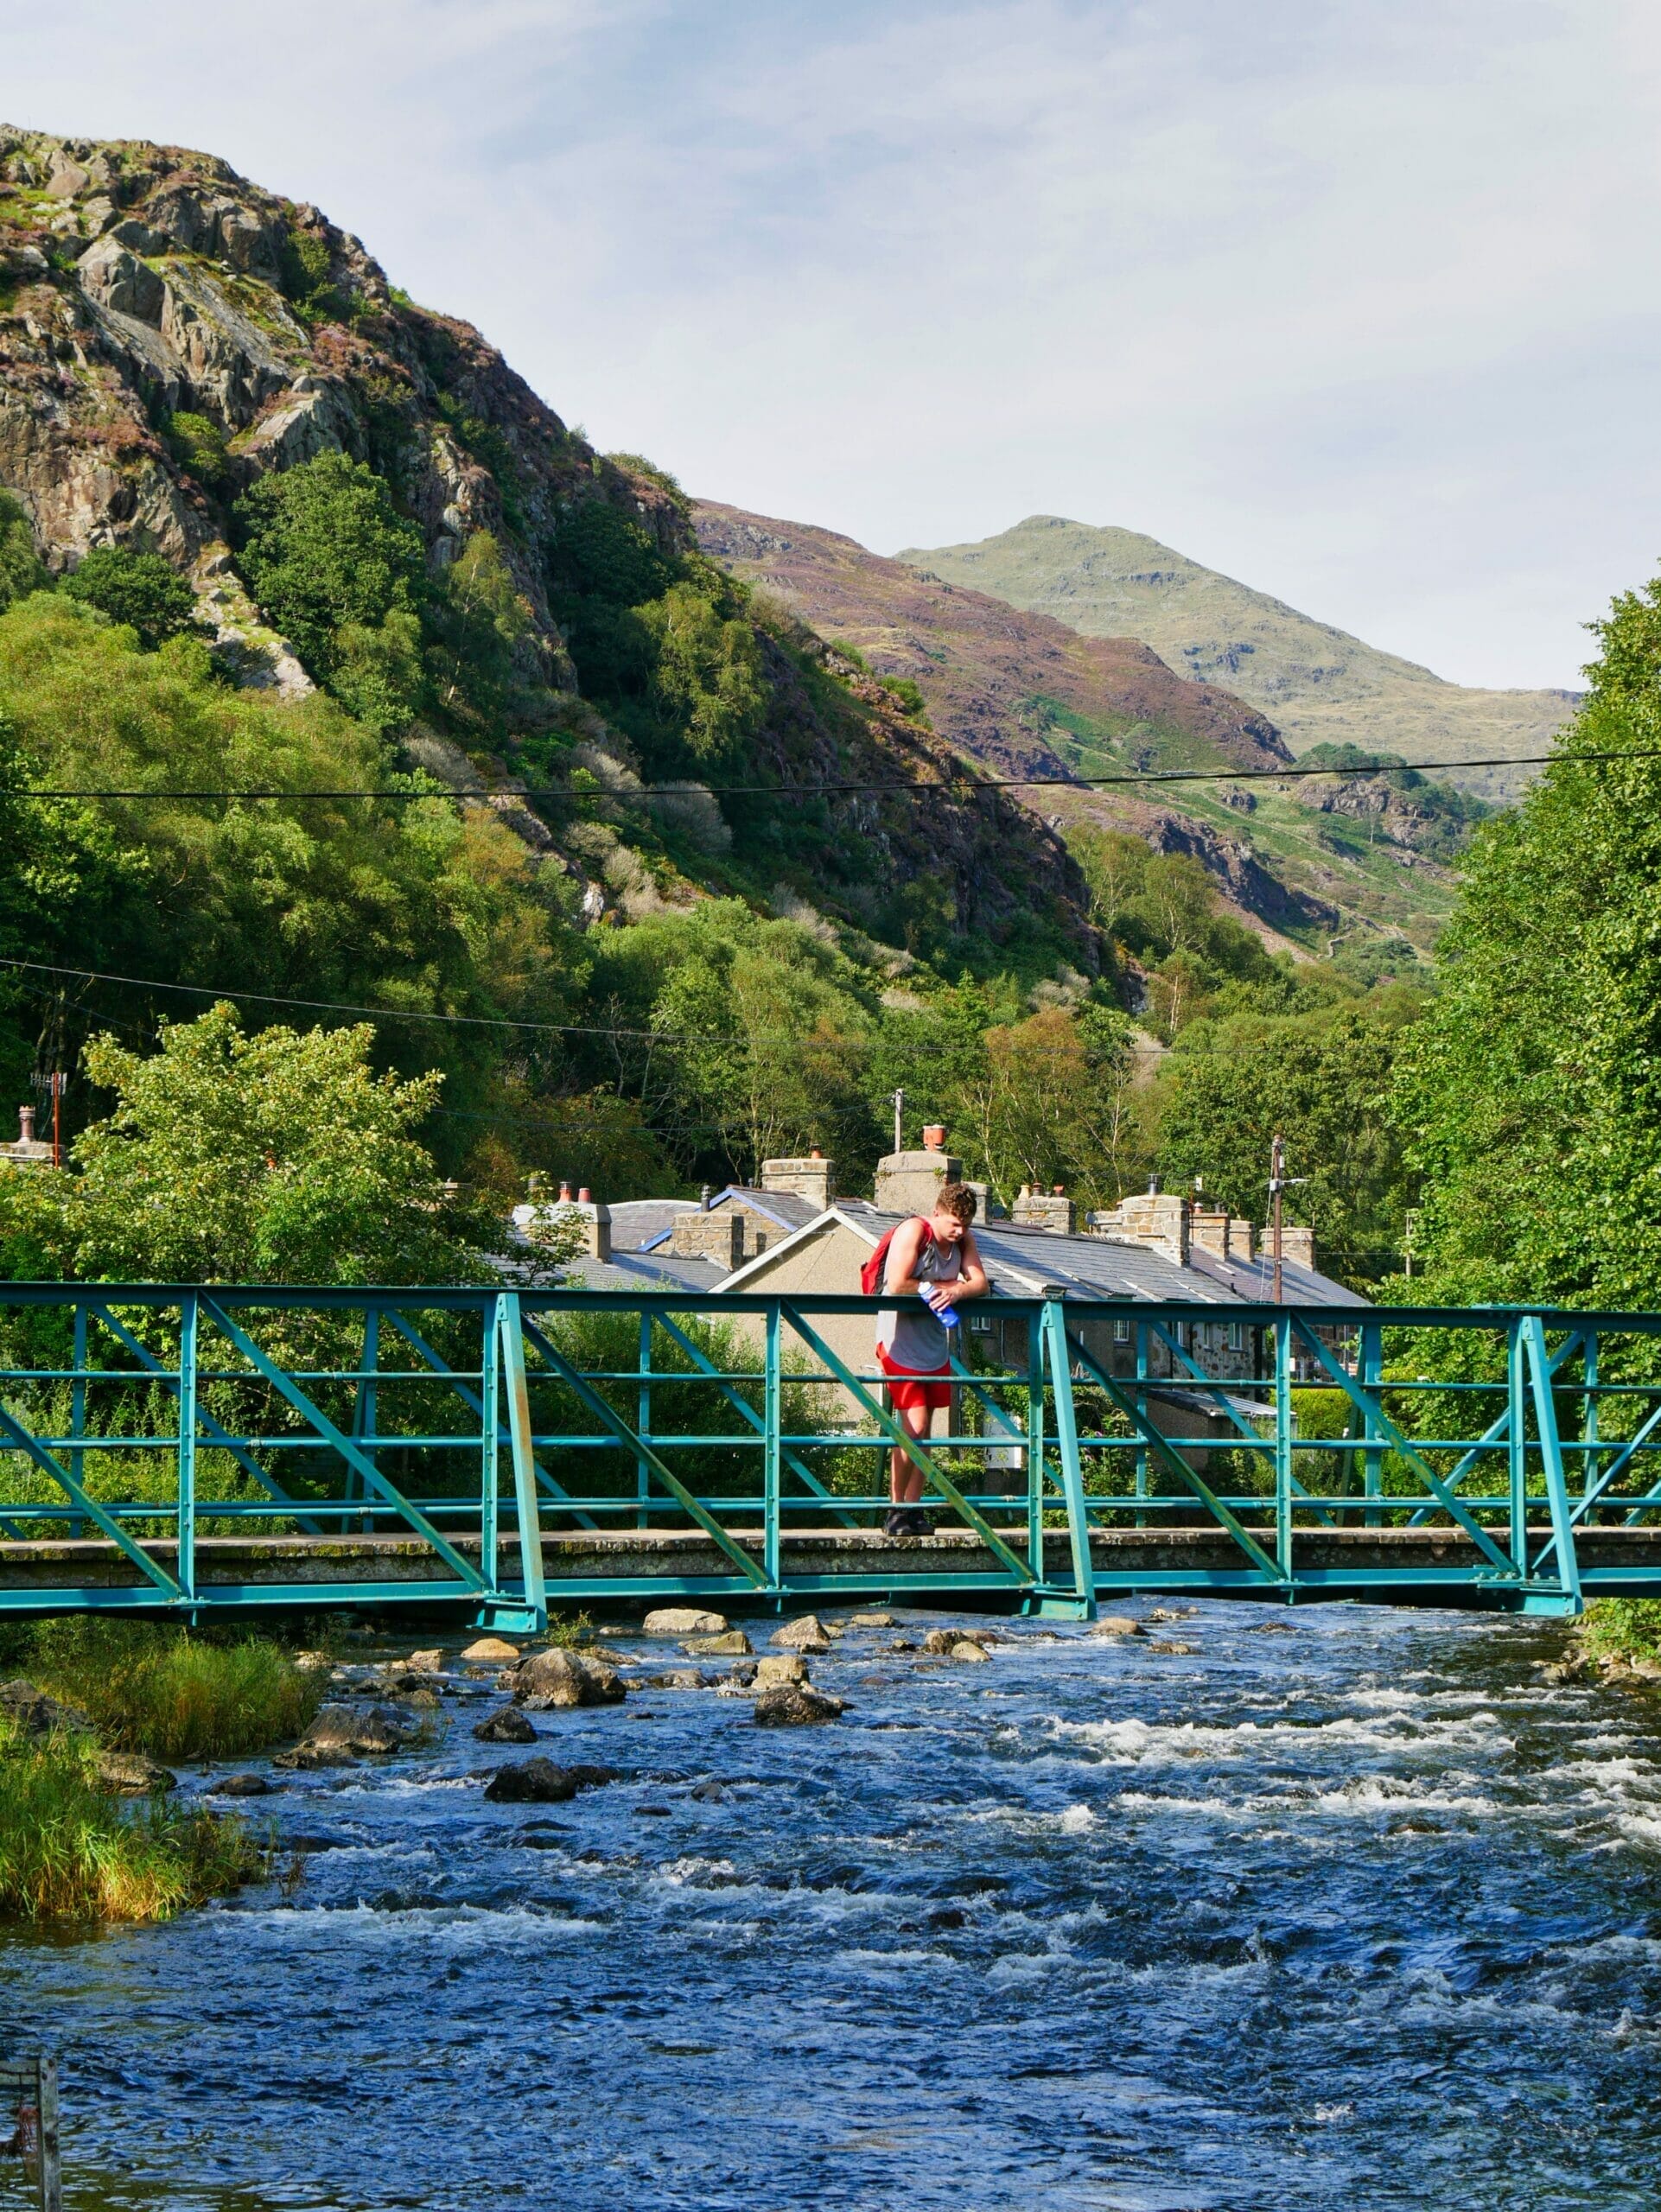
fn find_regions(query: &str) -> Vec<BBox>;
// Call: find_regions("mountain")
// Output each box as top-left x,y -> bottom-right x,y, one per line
897,517 -> 1578,803
696,501 -> 1480,953
0,125 -> 1096,975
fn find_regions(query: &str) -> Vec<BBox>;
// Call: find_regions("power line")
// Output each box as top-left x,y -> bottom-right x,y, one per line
0,744 -> 1615,807
0,952 -> 1390,1059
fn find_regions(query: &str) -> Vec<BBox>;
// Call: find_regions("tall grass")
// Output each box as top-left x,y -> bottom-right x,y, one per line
0,1721 -> 264,1922
22,1620 -> 326,1760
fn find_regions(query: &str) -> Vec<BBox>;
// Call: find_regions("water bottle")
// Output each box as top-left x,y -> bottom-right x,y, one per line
923,1289 -> 958,1332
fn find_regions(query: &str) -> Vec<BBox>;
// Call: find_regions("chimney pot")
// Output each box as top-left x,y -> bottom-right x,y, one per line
1148,1173 -> 1161,1195
700,1183 -> 713,1211
557,1179 -> 573,1202
577,1185 -> 592,1205
922,1123 -> 945,1152
810,1146 -> 823,1160
1052,1182 -> 1066,1196
18,1108 -> 35,1144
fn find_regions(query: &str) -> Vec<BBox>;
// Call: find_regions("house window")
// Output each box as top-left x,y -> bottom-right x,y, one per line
1174,1319 -> 1190,1349
1112,1316 -> 1131,1344
1227,1320 -> 1244,1352
970,1312 -> 993,1334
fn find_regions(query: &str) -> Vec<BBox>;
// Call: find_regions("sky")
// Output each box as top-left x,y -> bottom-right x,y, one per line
9,0 -> 1661,690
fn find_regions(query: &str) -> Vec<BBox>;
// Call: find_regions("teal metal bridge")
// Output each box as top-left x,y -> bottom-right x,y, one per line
0,1285 -> 1658,1625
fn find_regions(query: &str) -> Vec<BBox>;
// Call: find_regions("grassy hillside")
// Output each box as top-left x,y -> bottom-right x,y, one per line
899,516 -> 1576,802
698,501 -> 1477,957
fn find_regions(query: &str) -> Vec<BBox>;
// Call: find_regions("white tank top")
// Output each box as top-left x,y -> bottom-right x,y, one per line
875,1224 -> 962,1370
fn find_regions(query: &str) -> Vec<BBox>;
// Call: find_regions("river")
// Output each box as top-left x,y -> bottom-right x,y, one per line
4,1600 -> 1660,2211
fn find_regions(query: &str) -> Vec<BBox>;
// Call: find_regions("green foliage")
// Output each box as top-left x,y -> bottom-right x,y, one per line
60,547 -> 198,649
1391,567 -> 1661,1311
426,531 -> 537,734
277,224 -> 352,327
1069,832 -> 1278,1038
435,392 -> 526,533
22,1619 -> 324,1758
878,675 -> 928,719
1156,1008 -> 1414,1284
235,452 -> 428,687
634,580 -> 766,763
330,606 -> 425,735
162,409 -> 229,489
1581,1599 -> 1661,1664
0,490 -> 47,610
0,1001 -> 497,1285
0,1717 -> 264,1922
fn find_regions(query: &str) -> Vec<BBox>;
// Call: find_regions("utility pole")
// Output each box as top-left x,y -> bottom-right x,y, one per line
891,1088 -> 904,1154
1270,1133 -> 1284,1305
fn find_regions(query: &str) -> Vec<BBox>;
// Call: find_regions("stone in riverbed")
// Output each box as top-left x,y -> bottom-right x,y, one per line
474,1707 -> 538,1744
714,1661 -> 760,1698
647,1669 -> 710,1690
277,1701 -> 423,1766
772,1615 -> 832,1653
461,1636 -> 521,1663
846,1611 -> 894,1629
512,1648 -> 627,1708
484,1758 -> 578,1803
922,1628 -> 992,1656
643,1608 -> 729,1636
0,1678 -> 91,1736
1145,1640 -> 1196,1656
406,1649 -> 445,1671
1091,1616 -> 1145,1637
96,1750 -> 176,1794
945,1639 -> 991,1663
293,1650 -> 334,1673
754,1654 -> 808,1688
754,1683 -> 844,1726
681,1630 -> 751,1657
212,1771 -> 275,1797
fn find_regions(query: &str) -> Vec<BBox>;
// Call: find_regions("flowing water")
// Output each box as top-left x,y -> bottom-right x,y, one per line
4,1601 -> 1661,2211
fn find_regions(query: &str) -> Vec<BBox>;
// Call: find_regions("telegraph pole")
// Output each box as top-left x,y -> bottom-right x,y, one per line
891,1088 -> 904,1154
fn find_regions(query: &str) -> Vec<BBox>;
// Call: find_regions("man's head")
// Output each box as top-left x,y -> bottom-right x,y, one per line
930,1181 -> 977,1243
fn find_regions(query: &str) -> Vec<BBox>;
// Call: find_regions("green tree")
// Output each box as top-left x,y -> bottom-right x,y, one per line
0,493 -> 47,612
234,452 -> 428,686
162,410 -> 230,489
60,548 -> 197,650
1393,566 -> 1661,1307
0,1003 -> 495,1286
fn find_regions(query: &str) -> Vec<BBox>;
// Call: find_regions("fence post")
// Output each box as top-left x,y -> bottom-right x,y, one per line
1042,1300 -> 1096,1615
68,1304 -> 86,1541
637,1312 -> 652,1531
764,1304 -> 781,1588
1026,1311 -> 1045,1576
37,2055 -> 60,2212
1508,1318 -> 1527,1573
177,1293 -> 198,1604
1275,1313 -> 1294,1578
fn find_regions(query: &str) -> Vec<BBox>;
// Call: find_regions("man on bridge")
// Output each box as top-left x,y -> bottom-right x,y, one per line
875,1182 -> 989,1536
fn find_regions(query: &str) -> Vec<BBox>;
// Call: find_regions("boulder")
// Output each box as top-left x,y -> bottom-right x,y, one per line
754,1684 -> 844,1726
563,1764 -> 621,1791
0,1678 -> 91,1736
681,1630 -> 751,1657
1146,1640 -> 1197,1656
406,1649 -> 445,1672
846,1611 -> 894,1629
278,1701 -> 421,1766
95,1750 -> 177,1795
483,1758 -> 578,1804
754,1654 -> 808,1688
461,1636 -> 521,1663
647,1669 -> 709,1690
1091,1616 -> 1145,1637
772,1615 -> 832,1653
922,1628 -> 991,1656
212,1772 -> 274,1797
473,1707 -> 538,1745
293,1650 -> 334,1673
512,1648 -> 627,1708
642,1608 -> 729,1637
946,1639 -> 992,1663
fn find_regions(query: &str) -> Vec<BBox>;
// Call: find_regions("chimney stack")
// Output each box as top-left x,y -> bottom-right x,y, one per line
671,1209 -> 743,1267
1189,1205 -> 1231,1261
760,1148 -> 835,1210
1012,1183 -> 1076,1235
875,1132 -> 961,1216
1279,1225 -> 1316,1274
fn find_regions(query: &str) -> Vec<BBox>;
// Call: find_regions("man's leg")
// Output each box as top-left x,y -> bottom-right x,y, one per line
890,1401 -> 932,1506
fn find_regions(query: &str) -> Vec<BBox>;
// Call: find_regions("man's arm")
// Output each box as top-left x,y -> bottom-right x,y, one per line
954,1226 -> 990,1301
881,1217 -> 932,1295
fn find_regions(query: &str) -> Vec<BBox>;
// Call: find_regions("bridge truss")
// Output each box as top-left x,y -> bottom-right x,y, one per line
0,1286 -> 1657,1624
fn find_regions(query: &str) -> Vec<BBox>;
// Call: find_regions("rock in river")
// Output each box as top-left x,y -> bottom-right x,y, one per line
681,1630 -> 751,1657
277,1702 -> 423,1767
484,1758 -> 578,1803
754,1683 -> 844,1726
512,1648 -> 627,1708
461,1636 -> 522,1663
96,1750 -> 177,1795
212,1772 -> 275,1797
922,1628 -> 993,1657
754,1654 -> 808,1688
772,1615 -> 833,1653
0,1678 -> 92,1736
474,1707 -> 538,1745
642,1608 -> 729,1636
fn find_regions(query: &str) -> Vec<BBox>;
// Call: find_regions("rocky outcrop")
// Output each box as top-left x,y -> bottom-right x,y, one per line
1148,811 -> 1340,931
0,1678 -> 91,1735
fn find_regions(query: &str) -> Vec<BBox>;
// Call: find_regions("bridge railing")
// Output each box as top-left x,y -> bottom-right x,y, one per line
0,1285 -> 1658,1622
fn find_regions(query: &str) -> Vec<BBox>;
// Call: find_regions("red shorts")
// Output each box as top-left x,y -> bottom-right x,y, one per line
877,1344 -> 952,1413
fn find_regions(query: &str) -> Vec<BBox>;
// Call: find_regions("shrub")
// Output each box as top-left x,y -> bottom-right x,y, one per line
234,451 -> 428,679
22,1619 -> 326,1759
0,1719 -> 264,1921
0,491 -> 47,611
163,409 -> 230,488
60,547 -> 197,649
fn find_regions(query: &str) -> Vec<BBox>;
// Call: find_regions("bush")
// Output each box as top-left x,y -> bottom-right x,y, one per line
1581,1599 -> 1661,1665
60,547 -> 197,649
0,1719 -> 264,1921
22,1620 -> 326,1759
163,410 -> 229,489
0,491 -> 47,612
234,451 -> 428,680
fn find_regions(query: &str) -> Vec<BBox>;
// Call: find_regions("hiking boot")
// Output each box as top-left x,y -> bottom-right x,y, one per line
904,1509 -> 932,1536
882,1508 -> 911,1538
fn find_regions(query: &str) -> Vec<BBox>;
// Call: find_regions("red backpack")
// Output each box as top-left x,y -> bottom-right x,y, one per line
861,1217 -> 932,1294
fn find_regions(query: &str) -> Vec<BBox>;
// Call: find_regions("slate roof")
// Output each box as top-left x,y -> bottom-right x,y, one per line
605,1198 -> 700,1251
639,1185 -> 873,1249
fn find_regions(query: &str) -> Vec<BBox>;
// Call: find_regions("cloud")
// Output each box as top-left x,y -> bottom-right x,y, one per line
8,0 -> 1661,685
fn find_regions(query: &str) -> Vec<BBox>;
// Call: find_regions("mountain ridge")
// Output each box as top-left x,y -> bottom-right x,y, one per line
898,514 -> 1577,802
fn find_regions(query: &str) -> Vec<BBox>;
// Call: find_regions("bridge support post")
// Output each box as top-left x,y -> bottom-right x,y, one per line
1360,1322 -> 1384,1527
69,1303 -> 86,1541
763,1305 -> 781,1589
482,1293 -> 546,1634
1275,1314 -> 1294,1579
177,1293 -> 198,1605
1026,1312 -> 1044,1578
1042,1300 -> 1097,1619
1508,1319 -> 1527,1575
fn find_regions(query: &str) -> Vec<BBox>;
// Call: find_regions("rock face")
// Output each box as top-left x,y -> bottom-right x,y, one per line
642,1608 -> 729,1637
512,1648 -> 627,1709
